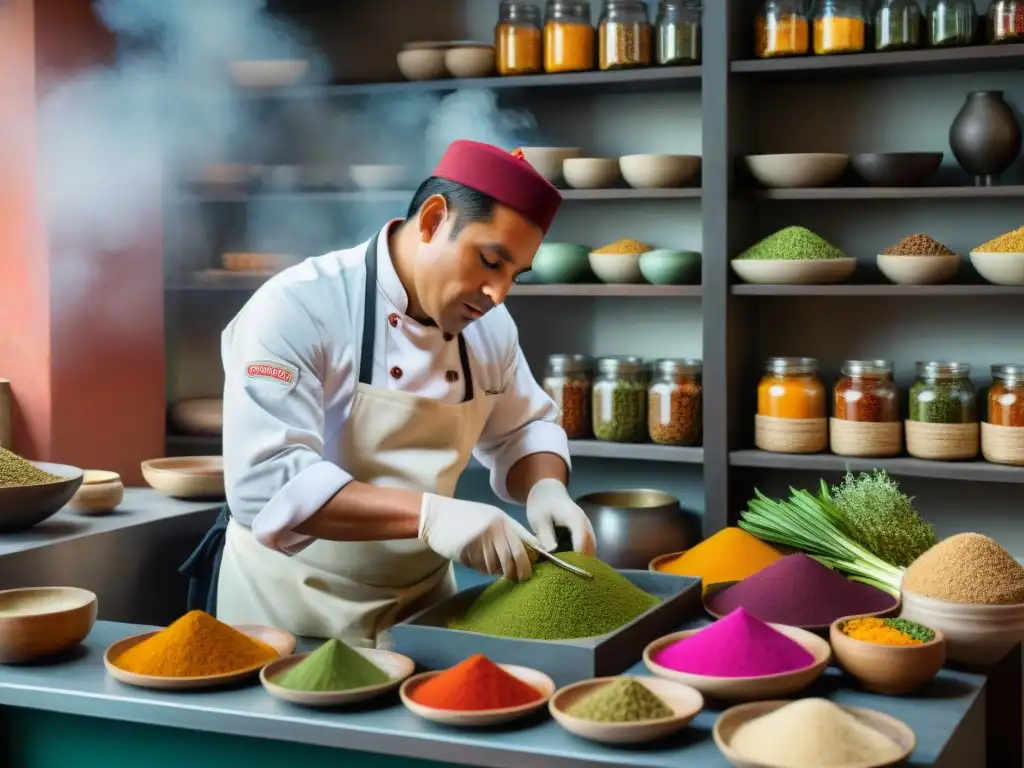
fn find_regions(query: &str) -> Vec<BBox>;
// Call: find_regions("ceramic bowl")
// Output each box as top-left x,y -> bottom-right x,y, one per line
141,457 -> 224,500
829,615 -> 945,695
642,624 -> 832,701
745,153 -> 850,188
549,676 -> 704,745
588,252 -> 645,284
518,147 -> 583,184
260,648 -> 415,707
0,586 -> 98,663
68,470 -> 124,515
877,254 -> 960,285
970,251 -> 1024,285
851,152 -> 943,186
713,700 -> 915,768
619,154 -> 701,189
397,48 -> 448,80
228,60 -> 309,88
170,398 -> 223,436
532,243 -> 592,284
444,46 -> 495,78
899,587 -> 1024,665
562,158 -> 621,189
0,461 -> 84,533
349,164 -> 408,191
730,257 -> 858,285
639,249 -> 701,285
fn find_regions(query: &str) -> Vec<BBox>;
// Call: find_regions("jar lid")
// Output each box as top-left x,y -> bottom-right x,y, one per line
916,361 -> 971,378
654,358 -> 702,376
840,360 -> 894,377
765,357 -> 817,375
547,353 -> 593,374
596,355 -> 646,375
992,364 -> 1024,380
547,0 -> 591,14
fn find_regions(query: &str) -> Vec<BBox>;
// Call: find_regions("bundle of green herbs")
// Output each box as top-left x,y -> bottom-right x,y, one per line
738,470 -> 933,597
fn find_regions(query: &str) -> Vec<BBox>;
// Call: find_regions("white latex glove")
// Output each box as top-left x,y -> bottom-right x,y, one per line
419,493 -> 539,581
526,478 -> 597,557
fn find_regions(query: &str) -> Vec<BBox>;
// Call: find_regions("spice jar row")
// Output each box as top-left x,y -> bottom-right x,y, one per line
755,357 -> 1024,465
755,1 -> 1022,59
496,1 -> 701,76
542,354 -> 702,446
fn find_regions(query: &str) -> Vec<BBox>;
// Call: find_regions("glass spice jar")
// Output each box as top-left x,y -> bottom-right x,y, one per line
655,0 -> 701,65
989,0 -> 1024,43
812,0 -> 867,54
593,355 -> 648,442
757,357 -> 826,419
648,358 -> 702,446
544,1 -> 595,73
908,361 -> 977,424
598,0 -> 653,70
497,2 -> 544,75
927,0 -> 976,46
875,0 -> 923,51
834,360 -> 900,422
755,0 -> 810,57
542,353 -> 593,439
988,364 -> 1024,427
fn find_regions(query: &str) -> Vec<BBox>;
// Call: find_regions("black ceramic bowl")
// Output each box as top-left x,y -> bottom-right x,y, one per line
851,152 -> 943,187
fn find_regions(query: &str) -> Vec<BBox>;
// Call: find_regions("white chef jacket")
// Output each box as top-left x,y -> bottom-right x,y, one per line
221,220 -> 572,555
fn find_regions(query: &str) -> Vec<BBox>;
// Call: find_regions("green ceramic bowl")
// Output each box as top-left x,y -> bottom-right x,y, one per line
639,249 -> 702,285
532,243 -> 593,284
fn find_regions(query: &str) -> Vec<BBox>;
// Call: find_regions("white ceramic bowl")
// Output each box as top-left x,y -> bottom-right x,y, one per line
588,252 -> 645,284
397,48 -> 448,81
731,258 -> 857,285
349,164 -> 408,191
444,46 -> 495,78
970,251 -> 1024,285
228,60 -> 309,88
619,154 -> 701,189
518,147 -> 583,184
745,153 -> 850,188
563,158 -> 621,189
899,587 -> 1024,665
877,254 -> 960,285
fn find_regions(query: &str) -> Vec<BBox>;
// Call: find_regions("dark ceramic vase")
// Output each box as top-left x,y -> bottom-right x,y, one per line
949,91 -> 1022,186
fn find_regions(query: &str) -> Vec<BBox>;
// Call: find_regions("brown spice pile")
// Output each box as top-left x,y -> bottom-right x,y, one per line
593,238 -> 652,255
0,447 -> 64,489
882,234 -> 956,257
974,225 -> 1024,254
903,532 -> 1024,605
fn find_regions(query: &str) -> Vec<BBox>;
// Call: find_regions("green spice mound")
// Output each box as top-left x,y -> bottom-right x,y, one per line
567,678 -> 673,723
448,552 -> 660,640
884,618 -> 935,644
736,226 -> 847,261
271,639 -> 390,692
0,447 -> 64,489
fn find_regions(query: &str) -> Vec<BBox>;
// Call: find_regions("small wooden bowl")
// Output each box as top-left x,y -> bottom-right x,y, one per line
713,700 -> 915,768
105,624 -> 295,690
0,586 -> 98,663
68,470 -> 124,515
643,624 -> 831,701
830,616 -> 946,695
549,676 -> 703,744
399,663 -> 554,727
260,648 -> 415,707
141,457 -> 224,500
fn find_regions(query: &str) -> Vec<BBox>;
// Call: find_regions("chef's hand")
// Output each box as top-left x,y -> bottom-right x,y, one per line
526,478 -> 597,557
419,493 -> 539,581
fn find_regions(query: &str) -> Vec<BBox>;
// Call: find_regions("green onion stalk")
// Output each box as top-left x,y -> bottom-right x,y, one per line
738,481 -> 905,597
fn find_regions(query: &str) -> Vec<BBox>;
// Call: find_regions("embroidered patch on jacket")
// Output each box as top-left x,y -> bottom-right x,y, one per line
245,361 -> 299,390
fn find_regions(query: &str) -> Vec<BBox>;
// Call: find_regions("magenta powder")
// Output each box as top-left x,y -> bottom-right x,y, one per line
705,553 -> 897,627
654,608 -> 814,677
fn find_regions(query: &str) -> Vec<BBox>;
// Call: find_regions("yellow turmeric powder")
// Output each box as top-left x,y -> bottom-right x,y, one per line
840,617 -> 922,647
113,610 -> 279,677
593,238 -> 653,255
656,527 -> 782,592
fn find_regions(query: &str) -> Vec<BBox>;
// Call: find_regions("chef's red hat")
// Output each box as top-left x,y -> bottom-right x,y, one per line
432,140 -> 562,233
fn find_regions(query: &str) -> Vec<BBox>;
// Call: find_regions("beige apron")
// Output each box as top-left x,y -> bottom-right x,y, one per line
216,231 -> 490,648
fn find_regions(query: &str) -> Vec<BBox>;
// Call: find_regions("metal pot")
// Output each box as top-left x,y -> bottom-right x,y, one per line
575,489 -> 698,570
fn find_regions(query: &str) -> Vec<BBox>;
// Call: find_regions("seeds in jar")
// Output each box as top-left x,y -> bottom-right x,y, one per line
544,378 -> 590,439
599,22 -> 652,69
882,234 -> 956,256
649,379 -> 701,446
593,379 -> 646,442
909,379 -> 976,423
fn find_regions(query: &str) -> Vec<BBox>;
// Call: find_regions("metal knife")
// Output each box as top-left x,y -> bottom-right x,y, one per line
527,544 -> 593,580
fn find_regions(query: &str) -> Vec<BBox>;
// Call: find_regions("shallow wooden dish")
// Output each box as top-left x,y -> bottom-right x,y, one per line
643,624 -> 831,701
0,462 -> 84,533
830,616 -> 946,695
141,457 -> 224,500
399,663 -> 554,726
105,624 -> 295,690
549,676 -> 703,744
713,699 -> 915,768
0,586 -> 98,663
68,470 -> 124,515
261,648 -> 415,707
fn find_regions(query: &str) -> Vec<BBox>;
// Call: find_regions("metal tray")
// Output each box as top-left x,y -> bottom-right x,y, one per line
390,570 -> 702,688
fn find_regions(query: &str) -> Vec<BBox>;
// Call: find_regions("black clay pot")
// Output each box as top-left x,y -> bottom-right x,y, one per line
949,91 -> 1022,186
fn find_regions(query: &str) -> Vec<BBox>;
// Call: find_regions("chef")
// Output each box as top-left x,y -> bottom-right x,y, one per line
181,139 -> 597,648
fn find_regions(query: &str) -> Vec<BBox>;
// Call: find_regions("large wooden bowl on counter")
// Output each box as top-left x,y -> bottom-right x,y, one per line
141,457 -> 224,500
0,586 -> 98,663
0,462 -> 84,533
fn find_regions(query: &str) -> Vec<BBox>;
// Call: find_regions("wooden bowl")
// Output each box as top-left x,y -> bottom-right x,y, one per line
397,48 -> 448,81
642,624 -> 831,701
68,470 -> 124,515
399,663 -> 554,726
830,616 -> 946,695
0,462 -> 84,533
619,154 -> 701,189
141,457 -> 224,500
562,158 -> 621,189
105,624 -> 295,690
0,586 -> 98,663
745,152 -> 849,188
260,648 -> 415,707
549,676 -> 703,744
444,45 -> 495,78
730,257 -> 858,285
713,700 -> 915,768
851,152 -> 943,187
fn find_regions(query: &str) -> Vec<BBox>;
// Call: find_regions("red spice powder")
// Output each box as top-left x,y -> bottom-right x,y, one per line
410,654 -> 542,711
